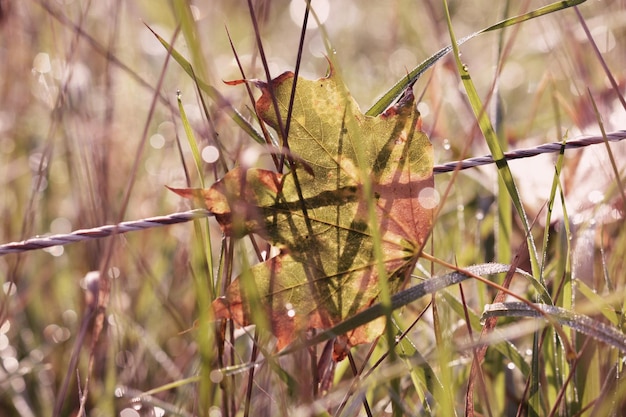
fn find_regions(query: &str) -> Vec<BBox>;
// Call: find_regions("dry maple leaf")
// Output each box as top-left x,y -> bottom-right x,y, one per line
169,69 -> 435,359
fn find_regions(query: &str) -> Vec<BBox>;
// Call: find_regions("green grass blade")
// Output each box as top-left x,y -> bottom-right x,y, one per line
442,291 -> 531,376
286,263 -> 518,355
483,303 -> 626,353
494,1 -> 512,267
441,0 -> 540,279
366,0 -> 587,116
539,85 -> 567,281
146,24 -> 267,145
177,93 -> 205,189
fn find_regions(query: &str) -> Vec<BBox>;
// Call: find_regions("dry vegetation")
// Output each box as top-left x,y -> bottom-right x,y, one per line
1,1 -> 625,416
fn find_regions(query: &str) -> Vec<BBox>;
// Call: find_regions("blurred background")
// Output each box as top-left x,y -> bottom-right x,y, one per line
0,1 -> 625,416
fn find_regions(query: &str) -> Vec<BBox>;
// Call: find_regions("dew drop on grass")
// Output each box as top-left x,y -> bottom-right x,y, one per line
150,133 -> 165,149
202,145 -> 220,164
130,398 -> 142,411
120,407 -> 140,417
210,369 -> 224,383
587,190 -> 604,204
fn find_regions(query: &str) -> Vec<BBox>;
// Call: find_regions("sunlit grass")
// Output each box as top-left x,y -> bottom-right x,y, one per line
1,1 -> 625,416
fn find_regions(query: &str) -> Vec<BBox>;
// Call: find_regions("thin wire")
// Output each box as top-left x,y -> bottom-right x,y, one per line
434,130 -> 626,173
0,210 -> 210,256
1,131 -> 624,256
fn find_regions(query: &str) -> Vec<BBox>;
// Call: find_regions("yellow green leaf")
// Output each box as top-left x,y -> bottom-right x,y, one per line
170,69 -> 435,358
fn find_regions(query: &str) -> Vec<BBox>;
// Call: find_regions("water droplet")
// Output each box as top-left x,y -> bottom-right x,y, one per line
202,145 -> 220,164
587,190 -> 604,204
285,303 -> 296,318
122,406 -> 141,417
114,386 -> 126,397
506,362 -> 516,370
150,133 -> 165,149
210,369 -> 223,383
442,138 -> 451,151
130,398 -> 143,411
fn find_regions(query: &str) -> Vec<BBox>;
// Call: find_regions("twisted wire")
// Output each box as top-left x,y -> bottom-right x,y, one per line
0,209 -> 210,256
434,130 -> 626,173
1,131 -> 624,256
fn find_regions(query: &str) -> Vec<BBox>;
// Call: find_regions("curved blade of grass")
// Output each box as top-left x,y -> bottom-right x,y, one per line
483,302 -> 626,353
576,281 -> 619,326
540,136 -> 566,280
366,0 -> 586,116
441,0 -> 540,278
177,92 -> 205,188
145,24 -> 267,145
392,316 -> 446,403
442,292 -> 530,376
286,263 -> 517,355
439,4 -> 543,413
